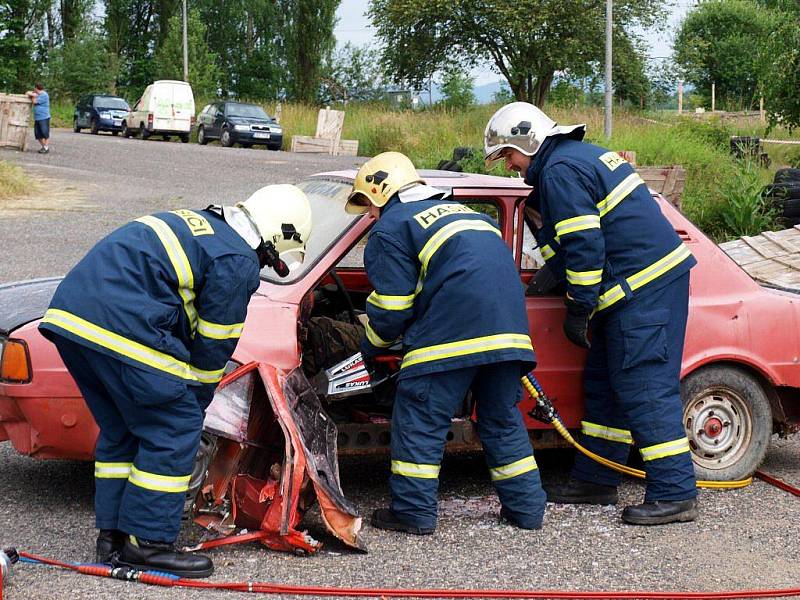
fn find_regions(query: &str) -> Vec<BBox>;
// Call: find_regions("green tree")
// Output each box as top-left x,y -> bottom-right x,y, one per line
438,66 -> 474,109
282,0 -> 339,103
46,26 -> 118,98
0,1 -> 45,90
674,0 -> 782,110
153,8 -> 220,98
762,16 -> 800,130
611,34 -> 650,108
368,0 -> 664,107
325,42 -> 384,102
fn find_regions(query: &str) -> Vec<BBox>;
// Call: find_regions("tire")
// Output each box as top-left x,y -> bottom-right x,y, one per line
162,134 -> 170,141
111,131 -> 119,136
180,133 -> 190,144
197,126 -> 208,145
90,118 -> 99,135
240,143 -> 252,149
763,182 -> 800,200
267,143 -> 281,151
73,119 -> 81,133
220,128 -> 233,147
681,365 -> 772,481
774,168 -> 800,184
121,122 -> 130,138
140,124 -> 150,140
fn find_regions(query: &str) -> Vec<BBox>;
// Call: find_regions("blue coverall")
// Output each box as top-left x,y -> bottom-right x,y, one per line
39,209 -> 261,541
525,135 -> 698,501
362,190 -> 546,530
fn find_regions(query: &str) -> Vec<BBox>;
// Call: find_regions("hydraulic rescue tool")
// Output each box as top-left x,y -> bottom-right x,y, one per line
520,371 -> 753,490
0,548 -> 19,597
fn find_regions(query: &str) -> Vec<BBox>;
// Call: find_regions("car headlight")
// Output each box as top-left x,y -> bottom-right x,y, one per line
234,124 -> 250,131
100,112 -> 112,119
271,127 -> 282,133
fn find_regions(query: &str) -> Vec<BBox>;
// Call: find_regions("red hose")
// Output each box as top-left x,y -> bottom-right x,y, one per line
15,551 -> 800,599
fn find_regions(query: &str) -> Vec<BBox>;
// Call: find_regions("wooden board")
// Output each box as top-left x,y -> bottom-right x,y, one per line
0,93 -> 31,151
635,166 -> 686,210
720,225 -> 800,292
290,134 -> 358,156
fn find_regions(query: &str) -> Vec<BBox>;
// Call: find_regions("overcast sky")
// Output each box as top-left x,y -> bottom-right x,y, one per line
333,0 -> 696,85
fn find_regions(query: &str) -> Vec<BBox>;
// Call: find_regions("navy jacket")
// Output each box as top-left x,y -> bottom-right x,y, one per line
525,137 -> 696,313
362,193 -> 535,380
40,209 -> 261,403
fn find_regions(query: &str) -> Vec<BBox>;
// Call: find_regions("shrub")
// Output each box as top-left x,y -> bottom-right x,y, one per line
0,161 -> 32,200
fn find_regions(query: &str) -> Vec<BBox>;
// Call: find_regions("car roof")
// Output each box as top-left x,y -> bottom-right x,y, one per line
313,169 -> 532,190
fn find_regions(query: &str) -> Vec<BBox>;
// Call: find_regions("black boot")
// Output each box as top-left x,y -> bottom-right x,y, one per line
116,536 -> 214,578
545,478 -> 618,505
621,498 -> 699,525
370,508 -> 434,535
95,529 -> 126,563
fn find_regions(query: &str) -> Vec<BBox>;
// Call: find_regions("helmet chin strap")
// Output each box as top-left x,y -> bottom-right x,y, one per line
256,240 -> 289,277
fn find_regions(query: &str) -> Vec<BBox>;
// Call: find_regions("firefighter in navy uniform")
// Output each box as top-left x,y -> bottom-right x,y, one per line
38,185 -> 312,577
345,152 -> 546,535
485,102 -> 699,525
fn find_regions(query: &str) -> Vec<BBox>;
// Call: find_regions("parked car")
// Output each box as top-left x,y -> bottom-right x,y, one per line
72,94 -> 130,135
196,101 -> 283,150
2,171 -> 800,552
121,80 -> 195,142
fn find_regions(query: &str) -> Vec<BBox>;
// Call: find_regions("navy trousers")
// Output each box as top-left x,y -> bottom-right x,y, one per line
390,361 -> 546,529
571,272 -> 697,501
52,336 -> 205,542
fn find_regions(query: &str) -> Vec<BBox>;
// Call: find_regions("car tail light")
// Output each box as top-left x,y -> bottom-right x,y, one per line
0,338 -> 32,383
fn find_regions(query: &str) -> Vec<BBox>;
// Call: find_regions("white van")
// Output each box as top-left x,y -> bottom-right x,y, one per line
122,80 -> 195,142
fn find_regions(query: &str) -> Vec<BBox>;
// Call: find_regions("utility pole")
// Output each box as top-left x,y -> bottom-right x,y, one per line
604,0 -> 613,140
711,81 -> 715,112
678,80 -> 683,114
182,0 -> 189,82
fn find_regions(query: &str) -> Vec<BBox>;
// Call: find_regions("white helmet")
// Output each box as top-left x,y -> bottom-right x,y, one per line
237,184 -> 312,270
484,102 -> 586,167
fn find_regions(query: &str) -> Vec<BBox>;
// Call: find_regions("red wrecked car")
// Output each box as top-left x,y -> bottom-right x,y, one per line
1,170 -> 800,554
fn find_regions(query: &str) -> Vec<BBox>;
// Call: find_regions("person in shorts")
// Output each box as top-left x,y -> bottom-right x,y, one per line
27,83 -> 50,154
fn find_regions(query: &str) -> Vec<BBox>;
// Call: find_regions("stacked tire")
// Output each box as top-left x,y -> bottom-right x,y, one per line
763,168 -> 800,227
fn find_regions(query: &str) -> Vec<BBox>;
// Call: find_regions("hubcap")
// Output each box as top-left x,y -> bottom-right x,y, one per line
683,385 -> 752,470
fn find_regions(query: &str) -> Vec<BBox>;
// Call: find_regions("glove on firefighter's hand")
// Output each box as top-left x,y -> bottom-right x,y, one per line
563,297 -> 592,349
526,262 -> 563,296
363,354 -> 391,384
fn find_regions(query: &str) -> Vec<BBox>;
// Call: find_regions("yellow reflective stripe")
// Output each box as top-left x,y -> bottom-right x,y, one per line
136,216 -> 198,334
540,244 -> 556,261
597,173 -> 645,217
402,333 -> 533,369
367,291 -> 415,311
626,244 -> 692,292
490,456 -> 538,481
196,317 -> 244,340
419,220 -> 501,274
42,308 -> 199,381
391,460 -> 440,479
129,465 -> 191,493
554,214 -> 601,236
595,244 -> 693,312
581,421 -> 633,444
94,461 -> 132,479
640,437 -> 690,462
365,321 -> 394,348
191,365 -> 226,384
566,268 -> 603,286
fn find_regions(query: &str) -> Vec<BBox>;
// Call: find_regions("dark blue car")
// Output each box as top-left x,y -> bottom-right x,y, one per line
73,94 -> 130,135
196,101 -> 283,150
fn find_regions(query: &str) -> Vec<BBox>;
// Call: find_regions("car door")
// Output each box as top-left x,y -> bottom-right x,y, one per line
78,95 -> 91,127
212,104 -> 226,138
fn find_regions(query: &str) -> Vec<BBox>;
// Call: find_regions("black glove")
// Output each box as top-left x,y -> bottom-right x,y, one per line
526,262 -> 564,296
362,353 -> 391,384
563,297 -> 592,349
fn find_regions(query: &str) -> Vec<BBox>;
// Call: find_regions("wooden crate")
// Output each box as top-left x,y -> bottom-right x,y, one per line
290,107 -> 358,156
636,166 -> 686,210
0,94 -> 31,151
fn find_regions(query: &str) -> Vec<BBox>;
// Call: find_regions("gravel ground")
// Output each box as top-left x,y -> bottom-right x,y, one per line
1,131 -> 800,600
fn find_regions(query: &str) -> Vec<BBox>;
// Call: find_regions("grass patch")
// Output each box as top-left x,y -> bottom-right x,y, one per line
0,161 -> 32,200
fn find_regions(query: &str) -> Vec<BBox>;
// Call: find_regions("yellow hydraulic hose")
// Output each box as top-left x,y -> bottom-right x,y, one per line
520,375 -> 752,490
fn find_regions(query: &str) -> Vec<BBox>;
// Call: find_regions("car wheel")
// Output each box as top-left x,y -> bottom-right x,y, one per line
121,122 -> 130,138
111,131 -> 119,136
140,124 -> 150,140
220,128 -> 233,147
90,118 -> 99,135
73,119 -> 81,133
162,135 -> 170,141
180,133 -> 190,144
681,364 -> 772,481
240,143 -> 253,149
197,126 -> 208,145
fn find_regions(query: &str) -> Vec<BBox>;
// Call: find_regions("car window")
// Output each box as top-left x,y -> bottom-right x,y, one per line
200,104 -> 211,115
226,102 -> 270,119
94,96 -> 129,110
214,105 -> 224,118
519,210 -> 545,271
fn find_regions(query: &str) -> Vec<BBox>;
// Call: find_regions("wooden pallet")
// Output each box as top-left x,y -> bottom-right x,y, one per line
0,94 -> 31,151
720,226 -> 800,292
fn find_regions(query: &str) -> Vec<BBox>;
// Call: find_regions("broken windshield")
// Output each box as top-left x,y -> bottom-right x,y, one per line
259,178 -> 362,284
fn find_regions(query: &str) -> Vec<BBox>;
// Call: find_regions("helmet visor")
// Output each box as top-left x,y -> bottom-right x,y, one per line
280,249 -> 306,272
345,191 -> 371,215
